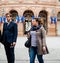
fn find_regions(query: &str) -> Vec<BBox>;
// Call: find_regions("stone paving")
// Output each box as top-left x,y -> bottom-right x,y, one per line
0,37 -> 60,63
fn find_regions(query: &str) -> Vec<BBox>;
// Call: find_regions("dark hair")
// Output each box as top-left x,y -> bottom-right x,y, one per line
34,18 -> 41,25
38,20 -> 41,25
5,13 -> 12,17
34,18 -> 39,22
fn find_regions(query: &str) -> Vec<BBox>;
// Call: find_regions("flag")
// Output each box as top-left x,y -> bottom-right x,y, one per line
0,17 -> 2,23
21,16 -> 25,22
16,16 -> 21,23
50,16 -> 57,24
32,16 -> 35,19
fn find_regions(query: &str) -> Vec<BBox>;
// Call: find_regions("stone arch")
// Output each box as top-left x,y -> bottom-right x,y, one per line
23,10 -> 34,17
23,10 -> 34,32
38,10 -> 48,31
9,9 -> 18,17
39,10 -> 48,21
57,12 -> 60,21
57,12 -> 60,35
9,10 -> 18,21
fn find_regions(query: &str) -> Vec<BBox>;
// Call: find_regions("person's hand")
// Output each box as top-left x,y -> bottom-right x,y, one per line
11,42 -> 16,46
13,42 -> 16,46
11,43 -> 13,46
43,46 -> 46,52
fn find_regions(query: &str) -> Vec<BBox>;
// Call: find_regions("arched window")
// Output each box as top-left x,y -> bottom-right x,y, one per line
57,12 -> 60,21
23,10 -> 34,32
57,12 -> 60,35
38,10 -> 48,32
9,10 -> 18,21
59,0 -> 60,2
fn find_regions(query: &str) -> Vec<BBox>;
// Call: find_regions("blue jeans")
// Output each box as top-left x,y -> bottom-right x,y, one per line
29,47 -> 44,63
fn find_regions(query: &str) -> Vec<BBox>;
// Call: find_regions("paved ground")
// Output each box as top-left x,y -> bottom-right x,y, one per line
0,36 -> 60,63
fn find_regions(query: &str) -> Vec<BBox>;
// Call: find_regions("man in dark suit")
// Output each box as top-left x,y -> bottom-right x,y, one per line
2,13 -> 18,63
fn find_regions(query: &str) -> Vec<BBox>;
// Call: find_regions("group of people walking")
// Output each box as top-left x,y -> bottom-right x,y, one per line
0,13 -> 49,63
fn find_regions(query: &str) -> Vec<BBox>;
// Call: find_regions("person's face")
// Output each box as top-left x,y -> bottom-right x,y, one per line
6,15 -> 11,22
32,19 -> 38,26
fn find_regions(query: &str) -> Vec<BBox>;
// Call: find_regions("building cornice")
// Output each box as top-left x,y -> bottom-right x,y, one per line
0,1 -> 58,6
0,2 -> 57,6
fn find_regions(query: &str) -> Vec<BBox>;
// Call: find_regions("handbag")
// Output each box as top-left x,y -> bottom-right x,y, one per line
24,36 -> 31,48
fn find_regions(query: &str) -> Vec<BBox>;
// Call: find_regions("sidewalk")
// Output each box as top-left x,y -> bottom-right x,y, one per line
0,37 -> 60,63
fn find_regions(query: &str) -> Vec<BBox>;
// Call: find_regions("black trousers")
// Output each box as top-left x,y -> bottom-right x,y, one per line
4,43 -> 15,63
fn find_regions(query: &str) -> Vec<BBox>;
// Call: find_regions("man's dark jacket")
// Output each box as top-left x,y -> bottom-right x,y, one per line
2,21 -> 18,44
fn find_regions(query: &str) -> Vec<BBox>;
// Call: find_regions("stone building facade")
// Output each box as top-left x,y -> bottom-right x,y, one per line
0,0 -> 60,36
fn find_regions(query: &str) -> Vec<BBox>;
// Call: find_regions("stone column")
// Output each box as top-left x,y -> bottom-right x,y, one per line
47,12 -> 57,36
18,22 -> 24,36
